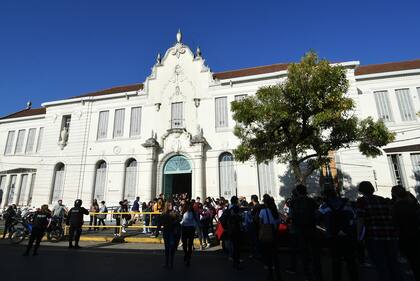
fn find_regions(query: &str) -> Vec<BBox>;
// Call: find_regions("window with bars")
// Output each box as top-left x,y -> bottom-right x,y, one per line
4,131 -> 15,155
258,161 -> 276,197
7,175 -> 17,205
215,97 -> 228,128
0,175 -> 6,206
130,107 -> 142,137
93,161 -> 107,201
97,111 -> 109,140
113,109 -> 125,138
373,91 -> 393,122
59,115 -> 71,142
25,128 -> 36,154
395,88 -> 416,121
410,153 -> 420,188
171,102 -> 184,128
219,152 -> 236,197
14,129 -> 26,154
36,127 -> 44,153
234,94 -> 247,101
387,154 -> 406,186
124,159 -> 137,199
18,174 -> 29,206
51,163 -> 65,204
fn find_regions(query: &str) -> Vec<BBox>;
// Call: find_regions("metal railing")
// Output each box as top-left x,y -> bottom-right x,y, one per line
63,211 -> 162,237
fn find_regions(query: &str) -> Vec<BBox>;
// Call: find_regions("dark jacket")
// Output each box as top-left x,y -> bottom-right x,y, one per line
67,207 -> 89,227
32,211 -> 51,230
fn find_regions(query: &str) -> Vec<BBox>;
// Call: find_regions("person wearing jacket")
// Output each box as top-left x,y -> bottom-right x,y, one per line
97,201 -> 107,229
24,204 -> 51,256
67,199 -> 89,249
156,201 -> 181,269
2,204 -> 17,239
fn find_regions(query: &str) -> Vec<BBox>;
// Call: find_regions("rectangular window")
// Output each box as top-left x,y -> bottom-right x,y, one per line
7,175 -> 17,205
373,91 -> 393,122
18,174 -> 29,206
36,127 -> 44,153
113,109 -> 125,138
59,115 -> 71,142
234,94 -> 247,101
4,131 -> 15,155
258,161 -> 276,197
215,97 -> 228,128
410,153 -> 420,189
387,154 -> 406,186
171,102 -> 184,128
395,88 -> 416,121
130,107 -> 142,137
0,175 -> 6,206
417,87 -> 420,101
25,128 -> 36,154
97,111 -> 109,140
14,129 -> 26,154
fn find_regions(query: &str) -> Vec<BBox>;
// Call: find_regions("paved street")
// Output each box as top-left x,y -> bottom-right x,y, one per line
0,240 -> 415,281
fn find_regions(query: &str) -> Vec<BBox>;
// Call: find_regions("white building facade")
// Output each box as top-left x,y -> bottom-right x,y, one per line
1,32 -> 419,208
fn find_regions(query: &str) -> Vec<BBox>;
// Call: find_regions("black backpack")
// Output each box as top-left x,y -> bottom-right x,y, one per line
327,200 -> 355,238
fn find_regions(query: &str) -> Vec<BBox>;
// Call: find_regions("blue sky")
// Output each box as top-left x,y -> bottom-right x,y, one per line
0,0 -> 419,116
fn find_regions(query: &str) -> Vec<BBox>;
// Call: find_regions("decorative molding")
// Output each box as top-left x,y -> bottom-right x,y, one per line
171,43 -> 186,58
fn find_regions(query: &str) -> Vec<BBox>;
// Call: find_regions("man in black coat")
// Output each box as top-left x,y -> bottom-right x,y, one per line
24,204 -> 51,256
2,204 -> 17,239
67,199 -> 89,249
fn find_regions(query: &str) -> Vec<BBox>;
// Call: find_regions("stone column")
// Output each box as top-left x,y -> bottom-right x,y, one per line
142,137 -> 159,203
191,130 -> 207,200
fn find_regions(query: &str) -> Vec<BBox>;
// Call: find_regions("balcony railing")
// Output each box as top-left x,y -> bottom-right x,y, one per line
171,118 -> 185,129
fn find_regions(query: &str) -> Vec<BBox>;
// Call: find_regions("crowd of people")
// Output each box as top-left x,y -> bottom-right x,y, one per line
1,181 -> 420,281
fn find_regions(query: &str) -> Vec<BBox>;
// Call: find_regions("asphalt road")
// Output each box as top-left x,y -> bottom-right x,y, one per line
0,240 -> 415,281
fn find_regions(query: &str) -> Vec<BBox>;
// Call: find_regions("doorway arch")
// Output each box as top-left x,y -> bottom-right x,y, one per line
163,155 -> 192,198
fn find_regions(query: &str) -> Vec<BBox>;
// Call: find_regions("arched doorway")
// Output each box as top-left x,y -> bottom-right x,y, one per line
163,155 -> 192,198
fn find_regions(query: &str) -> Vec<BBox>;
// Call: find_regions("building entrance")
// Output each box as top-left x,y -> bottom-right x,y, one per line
163,155 -> 192,198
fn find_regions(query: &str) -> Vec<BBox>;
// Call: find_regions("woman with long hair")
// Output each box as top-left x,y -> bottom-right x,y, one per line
156,201 -> 181,269
89,199 -> 99,231
181,201 -> 198,267
259,194 -> 282,281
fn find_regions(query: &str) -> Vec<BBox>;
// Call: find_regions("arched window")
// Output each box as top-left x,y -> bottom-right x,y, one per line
257,161 -> 276,198
51,163 -> 65,204
93,161 -> 107,201
124,159 -> 137,200
219,152 -> 236,198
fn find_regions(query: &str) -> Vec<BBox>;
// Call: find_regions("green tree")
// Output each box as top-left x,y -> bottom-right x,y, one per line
231,52 -> 395,185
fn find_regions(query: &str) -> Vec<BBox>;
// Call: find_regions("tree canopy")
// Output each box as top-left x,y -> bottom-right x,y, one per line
231,52 -> 395,184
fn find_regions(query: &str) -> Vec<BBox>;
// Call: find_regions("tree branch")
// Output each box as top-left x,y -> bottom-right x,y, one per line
298,153 -> 318,163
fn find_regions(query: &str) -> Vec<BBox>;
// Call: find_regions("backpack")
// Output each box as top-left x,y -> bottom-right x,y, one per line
327,200 -> 355,238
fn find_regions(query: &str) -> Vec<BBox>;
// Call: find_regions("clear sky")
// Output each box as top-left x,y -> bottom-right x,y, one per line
0,0 -> 419,116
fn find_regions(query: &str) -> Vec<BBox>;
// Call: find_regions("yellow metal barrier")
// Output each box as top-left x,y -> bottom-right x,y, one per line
64,211 -> 162,237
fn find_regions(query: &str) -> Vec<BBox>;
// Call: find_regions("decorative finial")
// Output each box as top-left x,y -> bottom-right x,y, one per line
156,53 -> 161,64
176,29 -> 182,43
196,46 -> 202,58
26,101 -> 32,109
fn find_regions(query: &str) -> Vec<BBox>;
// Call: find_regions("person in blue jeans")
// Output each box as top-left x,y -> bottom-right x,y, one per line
181,202 -> 198,267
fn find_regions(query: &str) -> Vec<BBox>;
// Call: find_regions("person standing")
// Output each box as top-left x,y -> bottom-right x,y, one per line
156,201 -> 181,269
259,195 -> 282,281
290,184 -> 323,281
357,181 -> 403,281
89,199 -> 99,231
391,185 -> 420,281
97,201 -> 108,229
67,199 -> 89,249
2,204 -> 17,239
181,201 -> 198,267
318,189 -> 358,281
52,199 -> 67,225
131,196 -> 140,224
24,204 -> 51,256
114,201 -> 123,237
226,196 -> 243,269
